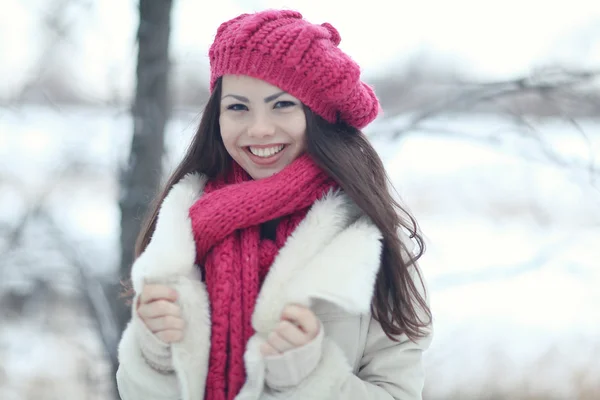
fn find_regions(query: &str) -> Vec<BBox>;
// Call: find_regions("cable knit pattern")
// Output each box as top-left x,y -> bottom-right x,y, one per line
209,9 -> 381,129
188,154 -> 337,400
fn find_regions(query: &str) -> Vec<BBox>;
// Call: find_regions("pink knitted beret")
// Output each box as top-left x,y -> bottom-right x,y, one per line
209,9 -> 381,129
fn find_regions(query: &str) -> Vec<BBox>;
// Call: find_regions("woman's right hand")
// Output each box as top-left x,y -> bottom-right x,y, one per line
137,284 -> 185,343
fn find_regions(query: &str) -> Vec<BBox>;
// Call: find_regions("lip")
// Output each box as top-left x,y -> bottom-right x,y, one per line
245,144 -> 287,166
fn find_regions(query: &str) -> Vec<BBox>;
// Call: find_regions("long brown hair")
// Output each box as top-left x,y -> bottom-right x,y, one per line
132,77 -> 432,341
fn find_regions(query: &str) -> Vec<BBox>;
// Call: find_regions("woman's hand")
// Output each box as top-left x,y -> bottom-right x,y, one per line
137,284 -> 185,343
260,304 -> 320,356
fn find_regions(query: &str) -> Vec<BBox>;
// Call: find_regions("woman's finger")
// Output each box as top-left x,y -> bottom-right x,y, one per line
266,330 -> 295,353
144,315 -> 185,333
139,284 -> 178,306
260,341 -> 280,357
275,320 -> 310,347
281,304 -> 319,337
138,300 -> 181,319
156,329 -> 184,343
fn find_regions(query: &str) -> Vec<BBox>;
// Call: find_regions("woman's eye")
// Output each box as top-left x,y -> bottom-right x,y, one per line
274,101 -> 296,109
227,103 -> 248,111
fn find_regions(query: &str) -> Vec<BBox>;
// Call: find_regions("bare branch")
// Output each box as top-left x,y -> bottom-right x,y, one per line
393,68 -> 600,135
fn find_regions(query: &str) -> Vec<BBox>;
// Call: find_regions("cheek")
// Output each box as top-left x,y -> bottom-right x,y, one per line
288,114 -> 307,144
219,118 -> 237,149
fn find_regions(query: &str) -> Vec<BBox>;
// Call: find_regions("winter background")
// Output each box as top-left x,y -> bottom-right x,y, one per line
1,0 -> 599,399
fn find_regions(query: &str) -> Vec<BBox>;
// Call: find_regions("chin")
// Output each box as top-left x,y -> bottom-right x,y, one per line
249,167 -> 283,180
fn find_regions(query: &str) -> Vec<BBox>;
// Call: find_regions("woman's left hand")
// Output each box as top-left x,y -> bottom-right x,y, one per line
260,304 -> 320,356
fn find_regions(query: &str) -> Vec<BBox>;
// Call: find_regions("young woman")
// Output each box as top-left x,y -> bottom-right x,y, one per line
116,9 -> 433,400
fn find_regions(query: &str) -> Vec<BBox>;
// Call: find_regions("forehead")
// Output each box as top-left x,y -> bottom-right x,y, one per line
221,74 -> 284,95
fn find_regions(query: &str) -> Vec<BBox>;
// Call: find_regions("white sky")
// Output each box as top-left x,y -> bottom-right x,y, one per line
0,0 -> 599,100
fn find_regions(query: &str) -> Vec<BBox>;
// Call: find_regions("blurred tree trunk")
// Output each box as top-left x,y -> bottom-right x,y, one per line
111,0 -> 173,396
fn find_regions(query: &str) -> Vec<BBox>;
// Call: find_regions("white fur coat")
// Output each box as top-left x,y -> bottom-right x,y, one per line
116,172 -> 429,400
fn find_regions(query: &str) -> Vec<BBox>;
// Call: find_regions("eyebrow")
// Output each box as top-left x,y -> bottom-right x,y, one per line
222,91 -> 286,103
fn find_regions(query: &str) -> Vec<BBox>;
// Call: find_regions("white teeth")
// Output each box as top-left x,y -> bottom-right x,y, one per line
249,145 -> 285,158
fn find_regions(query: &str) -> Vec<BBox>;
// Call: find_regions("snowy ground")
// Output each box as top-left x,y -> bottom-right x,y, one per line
1,105 -> 599,399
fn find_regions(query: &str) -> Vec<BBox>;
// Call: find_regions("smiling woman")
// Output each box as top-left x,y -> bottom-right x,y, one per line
117,9 -> 432,400
219,75 -> 307,180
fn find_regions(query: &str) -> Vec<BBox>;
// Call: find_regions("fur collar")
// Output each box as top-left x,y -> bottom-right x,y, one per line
129,173 -> 383,399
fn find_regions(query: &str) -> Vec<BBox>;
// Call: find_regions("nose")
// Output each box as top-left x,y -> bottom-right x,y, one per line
247,112 -> 276,139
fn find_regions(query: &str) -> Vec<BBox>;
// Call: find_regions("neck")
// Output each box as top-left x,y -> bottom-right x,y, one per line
260,219 -> 279,240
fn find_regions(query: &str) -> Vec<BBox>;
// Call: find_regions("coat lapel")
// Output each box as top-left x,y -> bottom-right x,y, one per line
130,173 -> 383,400
237,190 -> 383,399
130,172 -> 211,400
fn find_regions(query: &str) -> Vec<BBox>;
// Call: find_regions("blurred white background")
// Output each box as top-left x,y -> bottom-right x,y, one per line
1,1 -> 599,399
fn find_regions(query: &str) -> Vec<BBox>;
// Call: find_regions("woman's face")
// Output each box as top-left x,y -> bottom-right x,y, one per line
219,74 -> 307,180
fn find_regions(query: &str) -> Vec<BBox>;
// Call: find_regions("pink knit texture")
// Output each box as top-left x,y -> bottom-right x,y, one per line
208,9 -> 381,129
189,154 -> 337,400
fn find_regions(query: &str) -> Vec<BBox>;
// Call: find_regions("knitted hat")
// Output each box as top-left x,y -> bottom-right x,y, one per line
209,9 -> 381,129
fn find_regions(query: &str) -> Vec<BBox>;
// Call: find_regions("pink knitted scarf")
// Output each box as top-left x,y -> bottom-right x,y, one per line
189,154 -> 337,400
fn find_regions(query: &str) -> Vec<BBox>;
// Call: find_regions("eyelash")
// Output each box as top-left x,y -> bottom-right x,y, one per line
226,101 -> 296,111
274,101 -> 296,109
227,104 -> 248,111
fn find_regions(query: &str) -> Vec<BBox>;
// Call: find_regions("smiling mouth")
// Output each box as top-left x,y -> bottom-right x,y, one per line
247,144 -> 286,158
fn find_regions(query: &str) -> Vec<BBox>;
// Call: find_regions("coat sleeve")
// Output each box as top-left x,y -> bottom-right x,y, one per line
342,261 -> 433,399
264,264 -> 433,400
263,314 -> 432,400
340,315 -> 433,399
115,296 -> 182,400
